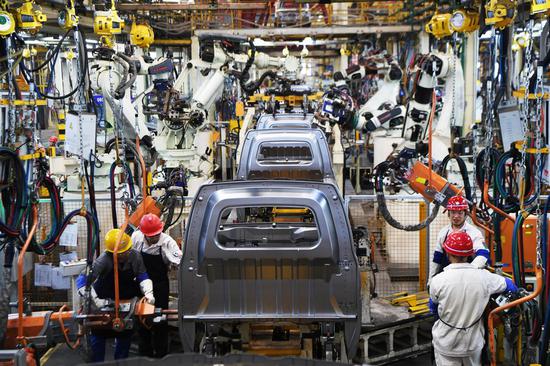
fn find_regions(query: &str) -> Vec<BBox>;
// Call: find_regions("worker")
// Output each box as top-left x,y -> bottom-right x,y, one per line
47,136 -> 58,156
429,231 -> 517,366
131,213 -> 182,358
428,195 -> 489,286
76,229 -> 155,363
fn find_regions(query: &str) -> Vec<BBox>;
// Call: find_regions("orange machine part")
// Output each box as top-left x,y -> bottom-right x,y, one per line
407,161 -> 460,204
4,311 -> 75,349
499,214 -> 549,274
128,196 -> 161,228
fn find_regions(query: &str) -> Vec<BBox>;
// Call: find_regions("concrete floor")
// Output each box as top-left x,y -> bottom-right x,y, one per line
42,298 -> 433,365
42,345 -> 433,366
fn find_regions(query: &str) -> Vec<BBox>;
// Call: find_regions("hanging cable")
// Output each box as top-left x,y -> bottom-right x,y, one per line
109,161 -> 135,228
0,148 -> 28,237
476,147 -> 501,205
374,160 -> 440,231
20,26 -> 88,101
437,154 -> 472,201
21,175 -> 64,254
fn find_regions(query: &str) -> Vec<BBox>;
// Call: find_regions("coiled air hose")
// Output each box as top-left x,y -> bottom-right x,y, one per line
0,148 -> 28,237
374,160 -> 440,231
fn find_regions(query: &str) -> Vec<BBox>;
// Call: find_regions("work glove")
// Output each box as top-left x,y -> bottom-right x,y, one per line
471,254 -> 488,269
504,278 -> 519,293
428,298 -> 439,320
139,278 -> 155,305
76,274 -> 109,309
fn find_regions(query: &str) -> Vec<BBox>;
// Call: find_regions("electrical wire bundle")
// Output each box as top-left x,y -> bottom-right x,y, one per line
61,209 -> 100,265
0,148 -> 28,238
109,161 -> 135,229
157,187 -> 184,231
18,25 -> 89,101
494,147 -> 537,213
151,168 -> 186,231
21,175 -> 64,254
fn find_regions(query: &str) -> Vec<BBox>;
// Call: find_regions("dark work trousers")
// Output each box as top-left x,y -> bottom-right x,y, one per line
139,247 -> 170,358
91,266 -> 141,362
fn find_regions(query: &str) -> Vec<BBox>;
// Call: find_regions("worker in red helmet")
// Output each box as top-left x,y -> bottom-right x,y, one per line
428,195 -> 489,286
46,136 -> 59,156
429,231 -> 517,365
131,213 -> 182,358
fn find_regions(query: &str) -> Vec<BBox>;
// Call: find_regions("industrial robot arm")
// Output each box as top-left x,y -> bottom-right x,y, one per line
400,53 -> 450,144
160,37 -> 300,129
320,60 -> 405,133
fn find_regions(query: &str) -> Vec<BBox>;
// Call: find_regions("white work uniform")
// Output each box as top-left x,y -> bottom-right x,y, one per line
430,263 -> 506,365
131,231 -> 182,268
428,221 -> 489,284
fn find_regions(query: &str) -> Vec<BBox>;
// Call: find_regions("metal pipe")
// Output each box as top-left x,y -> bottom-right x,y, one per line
118,3 -> 266,11
194,25 -> 421,38
488,266 -> 543,366
112,220 -> 129,330
17,204 -> 38,346
152,39 -> 192,46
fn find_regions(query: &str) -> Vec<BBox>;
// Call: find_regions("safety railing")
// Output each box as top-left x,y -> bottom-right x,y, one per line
25,193 -> 539,308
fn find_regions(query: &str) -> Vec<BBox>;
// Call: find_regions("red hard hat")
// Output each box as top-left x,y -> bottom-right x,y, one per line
446,195 -> 469,211
49,136 -> 58,144
443,231 -> 474,257
139,214 -> 164,236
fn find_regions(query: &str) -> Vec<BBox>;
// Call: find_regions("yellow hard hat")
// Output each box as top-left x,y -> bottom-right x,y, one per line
104,229 -> 132,253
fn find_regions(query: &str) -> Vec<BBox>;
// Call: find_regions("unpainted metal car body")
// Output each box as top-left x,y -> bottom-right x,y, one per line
255,113 -> 316,130
178,180 -> 361,360
236,129 -> 335,182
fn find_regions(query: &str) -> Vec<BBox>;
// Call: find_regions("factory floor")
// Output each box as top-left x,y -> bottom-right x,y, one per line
42,344 -> 433,366
41,298 -> 432,365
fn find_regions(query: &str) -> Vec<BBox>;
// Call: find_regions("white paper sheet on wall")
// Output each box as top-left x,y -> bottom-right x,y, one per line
65,112 -> 97,160
498,105 -> 524,152
51,267 -> 71,289
34,263 -> 52,287
59,223 -> 78,247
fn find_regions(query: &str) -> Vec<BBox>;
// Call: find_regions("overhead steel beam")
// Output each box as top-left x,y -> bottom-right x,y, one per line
41,4 -> 94,29
153,39 -> 192,46
117,3 -> 266,11
195,25 -> 420,38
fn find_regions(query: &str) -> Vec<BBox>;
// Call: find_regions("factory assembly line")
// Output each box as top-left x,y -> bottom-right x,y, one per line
0,1 -> 549,365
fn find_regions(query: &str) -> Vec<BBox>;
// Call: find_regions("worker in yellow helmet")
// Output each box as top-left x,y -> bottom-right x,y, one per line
76,229 -> 154,362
